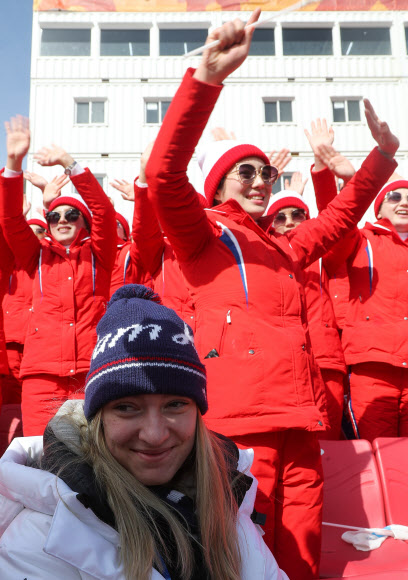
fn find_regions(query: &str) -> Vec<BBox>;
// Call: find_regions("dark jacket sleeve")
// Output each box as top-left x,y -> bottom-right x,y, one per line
71,169 -> 117,272
145,68 -> 222,264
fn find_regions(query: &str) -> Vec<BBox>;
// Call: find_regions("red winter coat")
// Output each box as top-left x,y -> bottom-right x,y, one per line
298,259 -> 346,374
145,68 -> 396,437
311,165 -> 408,368
0,228 -> 13,375
0,170 -> 116,378
131,181 -> 196,328
2,267 -> 33,344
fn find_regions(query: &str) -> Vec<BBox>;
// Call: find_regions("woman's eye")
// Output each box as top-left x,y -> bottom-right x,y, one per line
114,404 -> 136,413
167,400 -> 189,409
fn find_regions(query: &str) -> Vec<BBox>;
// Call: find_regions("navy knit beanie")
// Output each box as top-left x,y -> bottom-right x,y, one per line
84,285 -> 207,419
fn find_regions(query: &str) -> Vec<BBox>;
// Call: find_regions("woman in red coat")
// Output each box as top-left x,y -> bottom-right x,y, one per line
267,190 -> 346,440
145,12 -> 399,579
0,117 -> 117,436
313,162 -> 408,442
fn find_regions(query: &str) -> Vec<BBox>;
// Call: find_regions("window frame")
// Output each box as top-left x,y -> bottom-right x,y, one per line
99,27 -> 151,57
40,26 -> 92,57
144,99 -> 172,124
340,25 -> 392,56
282,26 -> 334,56
158,27 -> 209,56
263,99 -> 294,124
74,99 -> 107,126
331,98 -> 362,123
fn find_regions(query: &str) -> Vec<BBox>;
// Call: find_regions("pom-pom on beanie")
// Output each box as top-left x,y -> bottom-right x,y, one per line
267,190 -> 310,218
48,192 -> 92,229
197,140 -> 270,207
374,179 -> 408,218
115,211 -> 130,241
84,284 -> 207,419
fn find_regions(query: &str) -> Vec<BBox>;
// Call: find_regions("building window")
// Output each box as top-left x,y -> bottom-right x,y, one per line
95,175 -> 106,190
41,28 -> 91,56
100,29 -> 150,56
264,100 -> 293,123
159,28 -> 208,56
405,27 -> 408,54
282,28 -> 333,56
76,100 -> 105,124
248,28 -> 275,56
145,100 -> 171,123
332,99 -> 361,123
272,173 -> 294,195
341,27 -> 391,56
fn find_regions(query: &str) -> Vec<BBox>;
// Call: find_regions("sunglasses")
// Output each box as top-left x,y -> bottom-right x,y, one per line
229,163 -> 279,185
384,191 -> 408,204
46,208 -> 82,225
273,208 -> 307,226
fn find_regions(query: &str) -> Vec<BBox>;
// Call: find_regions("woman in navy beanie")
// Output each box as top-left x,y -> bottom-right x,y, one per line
0,284 -> 287,580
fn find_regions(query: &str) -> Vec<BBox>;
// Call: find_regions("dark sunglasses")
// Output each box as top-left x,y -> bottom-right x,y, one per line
46,208 -> 82,225
273,208 -> 307,226
384,191 -> 408,204
230,163 -> 279,185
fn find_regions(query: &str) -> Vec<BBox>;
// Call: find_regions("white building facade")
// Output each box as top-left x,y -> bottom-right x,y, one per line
29,4 -> 408,221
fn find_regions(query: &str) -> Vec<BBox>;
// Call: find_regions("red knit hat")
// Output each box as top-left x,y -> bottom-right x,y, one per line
48,193 -> 92,228
267,190 -> 310,218
374,179 -> 408,218
115,211 -> 130,241
197,140 -> 270,207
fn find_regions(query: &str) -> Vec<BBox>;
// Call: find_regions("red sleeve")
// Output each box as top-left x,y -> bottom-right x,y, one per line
0,170 -> 40,273
145,68 -> 222,263
71,168 -> 117,272
130,180 -> 165,276
0,226 -> 14,277
286,148 -> 397,269
311,164 -> 338,213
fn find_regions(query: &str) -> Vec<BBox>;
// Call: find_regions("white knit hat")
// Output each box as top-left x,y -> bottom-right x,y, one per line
197,140 -> 270,206
266,190 -> 310,218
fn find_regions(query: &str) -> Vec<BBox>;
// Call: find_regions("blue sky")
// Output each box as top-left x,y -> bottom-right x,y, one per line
0,1 -> 33,166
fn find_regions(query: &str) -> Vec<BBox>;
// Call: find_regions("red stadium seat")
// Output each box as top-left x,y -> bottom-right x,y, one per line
320,439 -> 408,578
373,437 -> 408,526
324,573 -> 408,579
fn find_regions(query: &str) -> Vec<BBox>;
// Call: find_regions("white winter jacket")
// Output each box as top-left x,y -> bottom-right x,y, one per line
0,436 -> 288,580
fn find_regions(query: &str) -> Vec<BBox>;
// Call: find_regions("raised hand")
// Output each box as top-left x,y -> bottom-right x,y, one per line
24,171 -> 48,192
194,9 -> 260,86
140,141 -> 156,184
364,98 -> 399,158
269,148 -> 291,178
285,171 -> 308,196
211,127 -> 237,141
304,118 -> 334,171
110,179 -> 134,202
42,174 -> 70,210
5,115 -> 30,172
34,144 -> 74,169
23,194 -> 31,217
315,144 -> 356,183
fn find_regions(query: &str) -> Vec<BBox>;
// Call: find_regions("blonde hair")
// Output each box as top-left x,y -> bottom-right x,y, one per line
45,404 -> 242,580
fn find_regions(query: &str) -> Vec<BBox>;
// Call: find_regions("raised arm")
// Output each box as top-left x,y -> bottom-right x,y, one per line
0,116 -> 40,272
35,144 -> 117,271
287,99 -> 398,269
146,11 -> 260,263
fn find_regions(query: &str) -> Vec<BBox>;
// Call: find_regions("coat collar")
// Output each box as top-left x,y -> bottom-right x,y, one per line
365,218 -> 408,244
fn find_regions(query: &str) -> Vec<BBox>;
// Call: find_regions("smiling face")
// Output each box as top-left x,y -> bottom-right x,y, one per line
102,394 -> 197,486
48,204 -> 88,247
214,156 -> 273,221
378,188 -> 408,233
